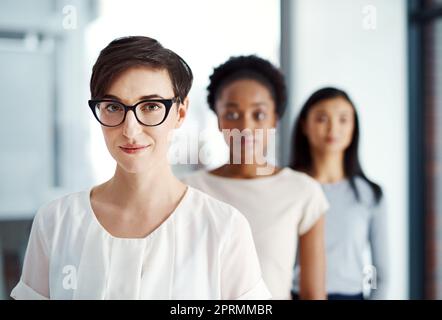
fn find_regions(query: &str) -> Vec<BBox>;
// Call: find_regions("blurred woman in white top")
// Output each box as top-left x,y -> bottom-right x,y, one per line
10,36 -> 270,300
182,56 -> 329,300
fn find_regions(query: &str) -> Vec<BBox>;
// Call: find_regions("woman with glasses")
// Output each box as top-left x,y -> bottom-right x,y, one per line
290,87 -> 389,299
182,56 -> 329,299
10,36 -> 270,300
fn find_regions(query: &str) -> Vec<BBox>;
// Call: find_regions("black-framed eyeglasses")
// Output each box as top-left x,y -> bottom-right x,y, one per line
88,97 -> 180,127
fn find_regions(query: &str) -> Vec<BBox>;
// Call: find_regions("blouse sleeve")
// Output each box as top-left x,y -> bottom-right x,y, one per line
220,210 -> 272,300
10,207 -> 50,300
298,180 -> 329,235
368,195 -> 390,299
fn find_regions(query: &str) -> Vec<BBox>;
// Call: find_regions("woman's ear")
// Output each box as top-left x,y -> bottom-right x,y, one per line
174,97 -> 189,129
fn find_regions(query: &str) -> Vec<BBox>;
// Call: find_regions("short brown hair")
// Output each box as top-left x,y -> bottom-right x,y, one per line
90,36 -> 193,102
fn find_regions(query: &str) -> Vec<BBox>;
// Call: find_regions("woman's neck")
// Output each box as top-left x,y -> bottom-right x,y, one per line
211,163 -> 280,179
97,162 -> 186,213
310,150 -> 346,184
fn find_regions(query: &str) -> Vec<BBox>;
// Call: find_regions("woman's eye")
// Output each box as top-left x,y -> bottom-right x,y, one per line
105,104 -> 123,113
340,117 -> 349,124
316,115 -> 327,123
255,112 -> 266,121
225,112 -> 240,120
141,104 -> 161,112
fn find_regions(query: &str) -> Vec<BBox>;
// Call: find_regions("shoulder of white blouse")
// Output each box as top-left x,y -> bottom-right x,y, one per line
284,170 -> 325,203
33,191 -> 85,232
189,187 -> 242,231
282,168 -> 319,186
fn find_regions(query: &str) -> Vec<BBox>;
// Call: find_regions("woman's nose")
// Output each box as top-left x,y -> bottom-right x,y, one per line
238,114 -> 255,131
122,110 -> 143,138
328,119 -> 338,134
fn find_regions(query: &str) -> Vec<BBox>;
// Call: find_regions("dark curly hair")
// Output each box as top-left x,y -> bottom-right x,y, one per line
207,55 -> 287,117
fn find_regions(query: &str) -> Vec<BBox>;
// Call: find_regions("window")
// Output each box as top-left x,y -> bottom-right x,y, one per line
409,0 -> 442,299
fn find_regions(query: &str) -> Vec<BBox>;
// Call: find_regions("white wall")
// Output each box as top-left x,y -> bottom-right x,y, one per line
289,0 -> 408,299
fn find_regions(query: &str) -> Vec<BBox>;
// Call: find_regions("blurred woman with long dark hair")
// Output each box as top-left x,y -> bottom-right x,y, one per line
290,87 -> 389,299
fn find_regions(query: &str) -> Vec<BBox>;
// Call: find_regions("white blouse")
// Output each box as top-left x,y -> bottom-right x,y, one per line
11,186 -> 271,300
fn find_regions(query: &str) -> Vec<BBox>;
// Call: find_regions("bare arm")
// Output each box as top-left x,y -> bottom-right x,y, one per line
299,215 -> 326,300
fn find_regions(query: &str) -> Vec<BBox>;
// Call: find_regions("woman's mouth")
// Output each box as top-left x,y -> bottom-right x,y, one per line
325,137 -> 338,144
119,145 -> 149,154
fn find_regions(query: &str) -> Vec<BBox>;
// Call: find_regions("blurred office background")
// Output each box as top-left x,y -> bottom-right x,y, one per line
0,0 -> 440,299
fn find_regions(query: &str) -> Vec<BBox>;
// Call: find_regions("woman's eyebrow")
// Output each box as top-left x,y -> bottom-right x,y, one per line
224,102 -> 268,108
225,102 -> 239,108
102,94 -> 166,101
251,102 -> 269,108
102,94 -> 121,100
138,94 -> 165,100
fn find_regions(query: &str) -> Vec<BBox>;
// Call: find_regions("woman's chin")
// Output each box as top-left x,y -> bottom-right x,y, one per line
125,167 -> 150,175
323,144 -> 347,154
115,158 -> 152,174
